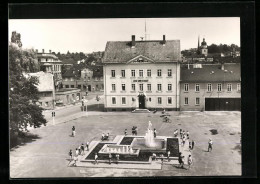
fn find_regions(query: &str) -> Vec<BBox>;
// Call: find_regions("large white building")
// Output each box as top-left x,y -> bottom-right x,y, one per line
102,35 -> 181,111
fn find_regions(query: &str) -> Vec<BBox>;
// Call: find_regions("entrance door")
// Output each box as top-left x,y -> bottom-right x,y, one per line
138,95 -> 145,109
88,85 -> 91,91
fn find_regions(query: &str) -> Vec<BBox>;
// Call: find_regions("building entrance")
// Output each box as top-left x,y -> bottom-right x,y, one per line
138,94 -> 146,109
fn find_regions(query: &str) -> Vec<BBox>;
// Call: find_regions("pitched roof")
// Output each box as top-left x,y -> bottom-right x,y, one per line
180,63 -> 240,82
103,40 -> 181,63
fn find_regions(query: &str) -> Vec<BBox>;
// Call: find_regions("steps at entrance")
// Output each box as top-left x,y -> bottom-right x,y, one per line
132,109 -> 150,113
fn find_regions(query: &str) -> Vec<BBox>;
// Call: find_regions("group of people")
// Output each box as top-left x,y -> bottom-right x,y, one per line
101,132 -> 110,141
68,142 -> 89,167
178,152 -> 193,169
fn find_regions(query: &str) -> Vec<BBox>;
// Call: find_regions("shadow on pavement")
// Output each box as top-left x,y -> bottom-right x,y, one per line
10,131 -> 41,150
86,104 -> 105,112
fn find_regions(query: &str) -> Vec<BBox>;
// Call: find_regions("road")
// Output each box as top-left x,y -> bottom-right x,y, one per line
42,92 -> 104,126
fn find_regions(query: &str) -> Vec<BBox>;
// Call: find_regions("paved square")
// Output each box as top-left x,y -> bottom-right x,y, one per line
10,111 -> 241,177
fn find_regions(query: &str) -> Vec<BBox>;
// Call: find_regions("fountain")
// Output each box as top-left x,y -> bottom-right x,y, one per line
144,121 -> 156,147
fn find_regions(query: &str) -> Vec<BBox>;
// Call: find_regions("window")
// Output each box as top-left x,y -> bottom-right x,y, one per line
227,84 -> 232,92
112,97 -> 116,104
111,70 -> 115,77
195,97 -> 200,105
168,69 -> 172,77
184,84 -> 189,92
122,84 -> 126,91
168,97 -> 172,104
132,84 -> 135,91
122,97 -> 126,105
65,85 -> 69,88
158,97 -> 162,104
147,84 -> 151,91
237,83 -> 241,91
46,58 -> 48,61
131,70 -> 135,77
139,84 -> 143,91
71,85 -> 74,88
112,84 -> 116,91
149,97 -> 151,102
78,85 -> 81,89
121,70 -> 125,77
184,97 -> 189,105
139,70 -> 143,77
217,84 -> 222,92
157,84 -> 162,91
195,84 -> 200,92
207,84 -> 212,92
168,84 -> 172,91
157,69 -> 162,77
147,69 -> 151,77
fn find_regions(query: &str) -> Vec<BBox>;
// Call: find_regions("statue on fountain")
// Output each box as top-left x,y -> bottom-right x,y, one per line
148,121 -> 152,130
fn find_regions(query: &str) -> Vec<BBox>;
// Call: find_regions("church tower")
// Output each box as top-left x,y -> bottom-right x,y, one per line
200,38 -> 208,56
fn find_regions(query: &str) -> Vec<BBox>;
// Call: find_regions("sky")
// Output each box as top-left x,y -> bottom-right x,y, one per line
9,18 -> 240,54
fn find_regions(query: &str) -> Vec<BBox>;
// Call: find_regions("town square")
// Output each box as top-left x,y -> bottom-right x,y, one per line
9,17 -> 243,177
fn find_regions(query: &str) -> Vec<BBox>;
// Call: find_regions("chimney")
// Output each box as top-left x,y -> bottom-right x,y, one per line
42,49 -> 44,53
36,49 -> 38,53
162,35 -> 166,45
131,35 -> 135,48
49,50 -> 52,53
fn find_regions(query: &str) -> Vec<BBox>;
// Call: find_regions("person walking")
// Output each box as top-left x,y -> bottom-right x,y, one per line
94,153 -> 98,164
132,126 -> 135,136
187,155 -> 193,169
72,126 -> 76,137
160,154 -> 164,165
208,139 -> 213,152
116,154 -> 119,164
153,128 -> 157,138
186,131 -> 190,139
180,129 -> 183,138
108,153 -> 112,164
80,143 -> 85,155
167,150 -> 171,162
68,149 -> 73,166
86,142 -> 89,151
75,148 -> 79,157
124,129 -> 127,136
72,155 -> 78,167
178,152 -> 183,168
191,140 -> 195,150
189,141 -> 192,151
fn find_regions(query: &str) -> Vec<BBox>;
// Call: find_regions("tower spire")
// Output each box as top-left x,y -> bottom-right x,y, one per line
198,35 -> 200,50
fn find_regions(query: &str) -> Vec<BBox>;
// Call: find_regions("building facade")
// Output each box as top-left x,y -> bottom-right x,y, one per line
26,72 -> 55,109
62,66 -> 104,92
180,63 -> 241,111
103,35 -> 181,111
36,49 -> 63,88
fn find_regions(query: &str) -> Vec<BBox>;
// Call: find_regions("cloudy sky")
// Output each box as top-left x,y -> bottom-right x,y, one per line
9,18 -> 240,54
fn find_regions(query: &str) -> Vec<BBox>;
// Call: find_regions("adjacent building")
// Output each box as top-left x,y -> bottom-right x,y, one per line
26,72 -> 55,109
103,35 -> 181,111
36,49 -> 63,88
180,63 -> 241,111
62,65 -> 104,92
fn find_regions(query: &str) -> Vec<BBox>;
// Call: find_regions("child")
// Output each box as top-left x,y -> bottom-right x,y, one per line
124,129 -> 127,136
68,149 -> 73,166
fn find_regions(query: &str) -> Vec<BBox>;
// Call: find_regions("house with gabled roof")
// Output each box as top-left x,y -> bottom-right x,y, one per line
102,35 -> 181,111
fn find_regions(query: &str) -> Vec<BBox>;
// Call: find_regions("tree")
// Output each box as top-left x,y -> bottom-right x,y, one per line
9,43 -> 47,134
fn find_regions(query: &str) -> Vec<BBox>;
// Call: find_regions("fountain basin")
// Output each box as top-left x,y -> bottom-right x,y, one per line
98,144 -> 140,156
131,138 -> 166,151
